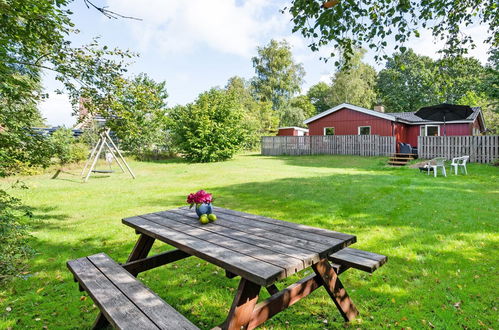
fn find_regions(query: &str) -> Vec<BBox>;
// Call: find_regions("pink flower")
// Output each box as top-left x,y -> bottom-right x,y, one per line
187,190 -> 213,206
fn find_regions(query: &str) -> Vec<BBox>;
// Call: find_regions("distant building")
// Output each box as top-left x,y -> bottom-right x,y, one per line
277,127 -> 309,136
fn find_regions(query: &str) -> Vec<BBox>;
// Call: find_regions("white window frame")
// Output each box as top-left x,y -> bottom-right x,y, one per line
323,127 -> 335,135
358,126 -> 371,135
421,125 -> 440,136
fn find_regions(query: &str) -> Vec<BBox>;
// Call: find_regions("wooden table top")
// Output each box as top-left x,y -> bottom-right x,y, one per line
122,206 -> 356,287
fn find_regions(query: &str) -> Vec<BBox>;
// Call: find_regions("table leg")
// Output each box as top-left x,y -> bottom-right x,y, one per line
93,233 -> 155,329
312,258 -> 359,321
127,233 -> 156,264
222,278 -> 261,330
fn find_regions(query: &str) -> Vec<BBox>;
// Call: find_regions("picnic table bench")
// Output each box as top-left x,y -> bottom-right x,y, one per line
67,206 -> 387,329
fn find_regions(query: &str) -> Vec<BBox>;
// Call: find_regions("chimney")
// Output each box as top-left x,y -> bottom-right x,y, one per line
374,105 -> 385,113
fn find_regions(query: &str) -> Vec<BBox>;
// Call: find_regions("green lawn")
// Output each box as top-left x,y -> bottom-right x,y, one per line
1,154 -> 498,329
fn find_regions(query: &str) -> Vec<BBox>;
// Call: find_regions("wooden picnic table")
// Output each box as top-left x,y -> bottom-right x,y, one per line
116,206 -> 359,329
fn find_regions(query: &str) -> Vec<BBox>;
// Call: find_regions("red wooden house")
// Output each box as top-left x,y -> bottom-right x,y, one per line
303,103 -> 486,147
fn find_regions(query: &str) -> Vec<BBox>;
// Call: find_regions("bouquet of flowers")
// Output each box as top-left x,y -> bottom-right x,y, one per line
186,190 -> 217,224
186,190 -> 213,207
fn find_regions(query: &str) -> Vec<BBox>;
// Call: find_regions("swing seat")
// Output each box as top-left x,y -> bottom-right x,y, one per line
91,170 -> 114,174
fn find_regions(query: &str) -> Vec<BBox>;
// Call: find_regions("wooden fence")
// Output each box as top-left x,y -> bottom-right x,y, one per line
418,135 -> 499,163
261,135 -> 396,156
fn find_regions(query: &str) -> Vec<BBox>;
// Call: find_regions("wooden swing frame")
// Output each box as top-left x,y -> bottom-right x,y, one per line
81,128 -> 136,182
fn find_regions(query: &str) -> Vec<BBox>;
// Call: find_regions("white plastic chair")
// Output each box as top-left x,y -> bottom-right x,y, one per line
450,155 -> 469,175
427,157 -> 447,177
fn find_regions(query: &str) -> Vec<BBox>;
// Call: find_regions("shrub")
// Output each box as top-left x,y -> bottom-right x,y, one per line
0,188 -> 34,283
50,128 -> 88,165
169,88 -> 247,162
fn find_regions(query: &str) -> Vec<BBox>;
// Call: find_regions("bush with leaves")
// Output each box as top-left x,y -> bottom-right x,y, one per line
50,128 -> 88,166
0,188 -> 34,283
103,74 -> 169,155
169,88 -> 247,162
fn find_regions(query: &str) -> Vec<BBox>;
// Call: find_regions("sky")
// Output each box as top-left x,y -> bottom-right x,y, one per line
39,0 -> 492,127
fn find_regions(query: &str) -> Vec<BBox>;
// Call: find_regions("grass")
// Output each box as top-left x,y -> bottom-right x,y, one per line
0,153 -> 498,329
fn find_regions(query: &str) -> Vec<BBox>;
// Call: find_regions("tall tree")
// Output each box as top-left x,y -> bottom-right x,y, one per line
329,49 -> 377,109
286,1 -> 498,66
377,50 -> 438,112
307,82 -> 333,113
377,49 -> 488,112
104,73 -> 169,154
435,56 -> 486,104
289,95 -> 316,119
225,76 -> 278,148
251,40 -> 305,112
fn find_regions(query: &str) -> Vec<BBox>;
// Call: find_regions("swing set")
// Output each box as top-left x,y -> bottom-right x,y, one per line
81,129 -> 135,182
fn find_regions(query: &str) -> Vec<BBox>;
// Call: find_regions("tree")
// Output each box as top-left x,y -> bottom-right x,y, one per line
377,49 -> 488,112
458,91 -> 499,135
0,96 -> 53,176
280,106 -> 306,127
1,0 -> 134,174
329,49 -> 377,109
104,74 -> 169,154
225,76 -> 278,148
307,82 -> 333,113
286,1 -> 498,66
377,50 -> 439,112
482,48 -> 499,110
289,95 -> 316,119
435,56 -> 487,104
169,88 -> 247,162
251,40 -> 305,112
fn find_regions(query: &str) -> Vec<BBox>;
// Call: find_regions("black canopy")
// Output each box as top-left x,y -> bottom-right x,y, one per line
415,104 -> 474,135
415,104 -> 473,122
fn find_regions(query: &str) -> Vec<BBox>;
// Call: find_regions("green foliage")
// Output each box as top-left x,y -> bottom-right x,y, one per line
251,40 -> 305,112
279,106 -> 306,127
458,91 -> 499,134
169,88 -> 247,162
50,128 -> 88,166
0,98 -> 53,177
0,188 -> 34,283
225,76 -> 278,149
377,49 -> 489,112
329,49 -> 377,109
307,82 -> 333,113
1,0 -> 134,176
289,95 -> 316,119
483,48 -> 499,110
103,73 -> 169,154
377,50 -> 438,112
287,0 -> 498,66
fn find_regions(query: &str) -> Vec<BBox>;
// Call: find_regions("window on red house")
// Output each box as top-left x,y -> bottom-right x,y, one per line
324,127 -> 335,135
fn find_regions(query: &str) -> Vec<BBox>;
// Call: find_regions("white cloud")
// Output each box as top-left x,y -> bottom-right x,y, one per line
38,93 -> 76,127
106,0 -> 289,57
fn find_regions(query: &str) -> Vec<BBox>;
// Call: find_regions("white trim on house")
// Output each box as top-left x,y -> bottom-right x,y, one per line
303,103 -> 396,125
358,126 -> 371,135
323,127 -> 335,135
420,125 -> 440,136
277,127 -> 309,132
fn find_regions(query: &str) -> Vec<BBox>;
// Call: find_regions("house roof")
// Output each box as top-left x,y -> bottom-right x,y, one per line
278,126 -> 309,132
303,103 -> 483,127
303,103 -> 396,124
386,107 -> 482,124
